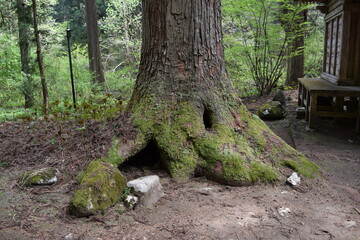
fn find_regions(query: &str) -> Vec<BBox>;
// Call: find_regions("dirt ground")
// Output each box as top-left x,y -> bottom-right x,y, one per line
0,91 -> 359,240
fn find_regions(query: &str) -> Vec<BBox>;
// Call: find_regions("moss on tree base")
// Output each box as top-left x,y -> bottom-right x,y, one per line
104,97 -> 318,185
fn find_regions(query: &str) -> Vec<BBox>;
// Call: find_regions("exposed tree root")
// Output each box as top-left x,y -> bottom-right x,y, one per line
103,97 -> 318,185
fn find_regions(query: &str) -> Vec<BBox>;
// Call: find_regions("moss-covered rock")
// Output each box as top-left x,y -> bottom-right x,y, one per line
69,161 -> 127,217
258,101 -> 286,120
19,168 -> 58,186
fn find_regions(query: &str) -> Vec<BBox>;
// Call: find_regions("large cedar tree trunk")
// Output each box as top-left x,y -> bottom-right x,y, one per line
113,0 -> 318,184
85,0 -> 105,85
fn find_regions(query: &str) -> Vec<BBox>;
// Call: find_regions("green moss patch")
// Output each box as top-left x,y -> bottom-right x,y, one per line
69,161 -> 127,217
281,157 -> 319,178
101,139 -> 124,166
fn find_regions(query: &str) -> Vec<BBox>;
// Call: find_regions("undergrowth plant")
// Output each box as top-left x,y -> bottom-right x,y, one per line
223,0 -> 312,96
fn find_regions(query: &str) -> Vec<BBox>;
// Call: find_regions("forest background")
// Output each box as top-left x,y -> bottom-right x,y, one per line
0,0 -> 324,120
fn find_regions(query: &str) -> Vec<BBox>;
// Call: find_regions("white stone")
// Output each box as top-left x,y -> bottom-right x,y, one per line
278,207 -> 291,216
64,233 -> 73,239
127,175 -> 164,207
124,195 -> 138,209
287,172 -> 301,186
344,220 -> 356,228
262,109 -> 270,115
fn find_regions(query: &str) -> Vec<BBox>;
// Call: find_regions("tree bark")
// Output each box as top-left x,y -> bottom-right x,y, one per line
16,0 -> 34,108
112,0 -> 318,184
32,0 -> 49,114
84,0 -> 105,85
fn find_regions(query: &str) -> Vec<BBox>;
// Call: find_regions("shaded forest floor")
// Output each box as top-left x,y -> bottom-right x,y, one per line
0,91 -> 360,240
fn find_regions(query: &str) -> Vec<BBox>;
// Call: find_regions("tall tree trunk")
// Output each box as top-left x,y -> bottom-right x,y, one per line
112,0 -> 318,184
32,0 -> 48,114
285,9 -> 307,86
16,0 -> 34,108
84,0 -> 105,85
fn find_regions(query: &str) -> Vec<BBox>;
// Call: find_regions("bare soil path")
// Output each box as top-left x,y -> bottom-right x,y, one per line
0,92 -> 359,240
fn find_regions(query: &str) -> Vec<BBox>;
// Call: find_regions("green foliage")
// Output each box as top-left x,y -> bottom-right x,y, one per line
0,108 -> 38,122
223,0 -> 312,96
48,94 -> 124,121
121,187 -> 134,201
304,9 -> 324,78
44,45 -> 93,101
105,66 -> 136,101
0,33 -> 24,108
0,0 -> 325,120
100,0 -> 141,75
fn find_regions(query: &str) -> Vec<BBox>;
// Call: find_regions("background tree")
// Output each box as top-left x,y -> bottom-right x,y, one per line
32,0 -> 49,113
17,0 -> 35,108
223,0 -> 310,95
303,7 -> 324,78
53,0 -> 107,45
110,0 -> 317,184
101,0 -> 141,70
85,0 -> 105,85
0,0 -> 324,122
0,0 -> 18,32
284,2 -> 308,86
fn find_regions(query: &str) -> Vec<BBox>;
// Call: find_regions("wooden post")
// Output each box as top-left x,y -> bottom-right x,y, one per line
309,92 -> 318,128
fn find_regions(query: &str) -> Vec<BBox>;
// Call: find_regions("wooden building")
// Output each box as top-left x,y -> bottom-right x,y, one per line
320,0 -> 360,86
297,0 -> 360,131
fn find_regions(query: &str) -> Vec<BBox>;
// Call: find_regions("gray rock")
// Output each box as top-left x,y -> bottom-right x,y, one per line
127,175 -> 164,207
287,172 -> 301,186
272,90 -> 286,106
258,101 -> 286,120
19,167 -> 59,186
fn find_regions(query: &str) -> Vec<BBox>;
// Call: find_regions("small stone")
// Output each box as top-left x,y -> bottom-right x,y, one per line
272,90 -> 286,106
287,172 -> 301,186
19,167 -> 59,186
127,175 -> 164,207
124,195 -> 138,209
64,233 -> 73,239
278,207 -> 291,216
258,101 -> 286,120
344,220 -> 356,228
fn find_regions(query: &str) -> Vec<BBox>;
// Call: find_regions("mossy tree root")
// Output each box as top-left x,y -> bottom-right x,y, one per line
104,97 -> 318,185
